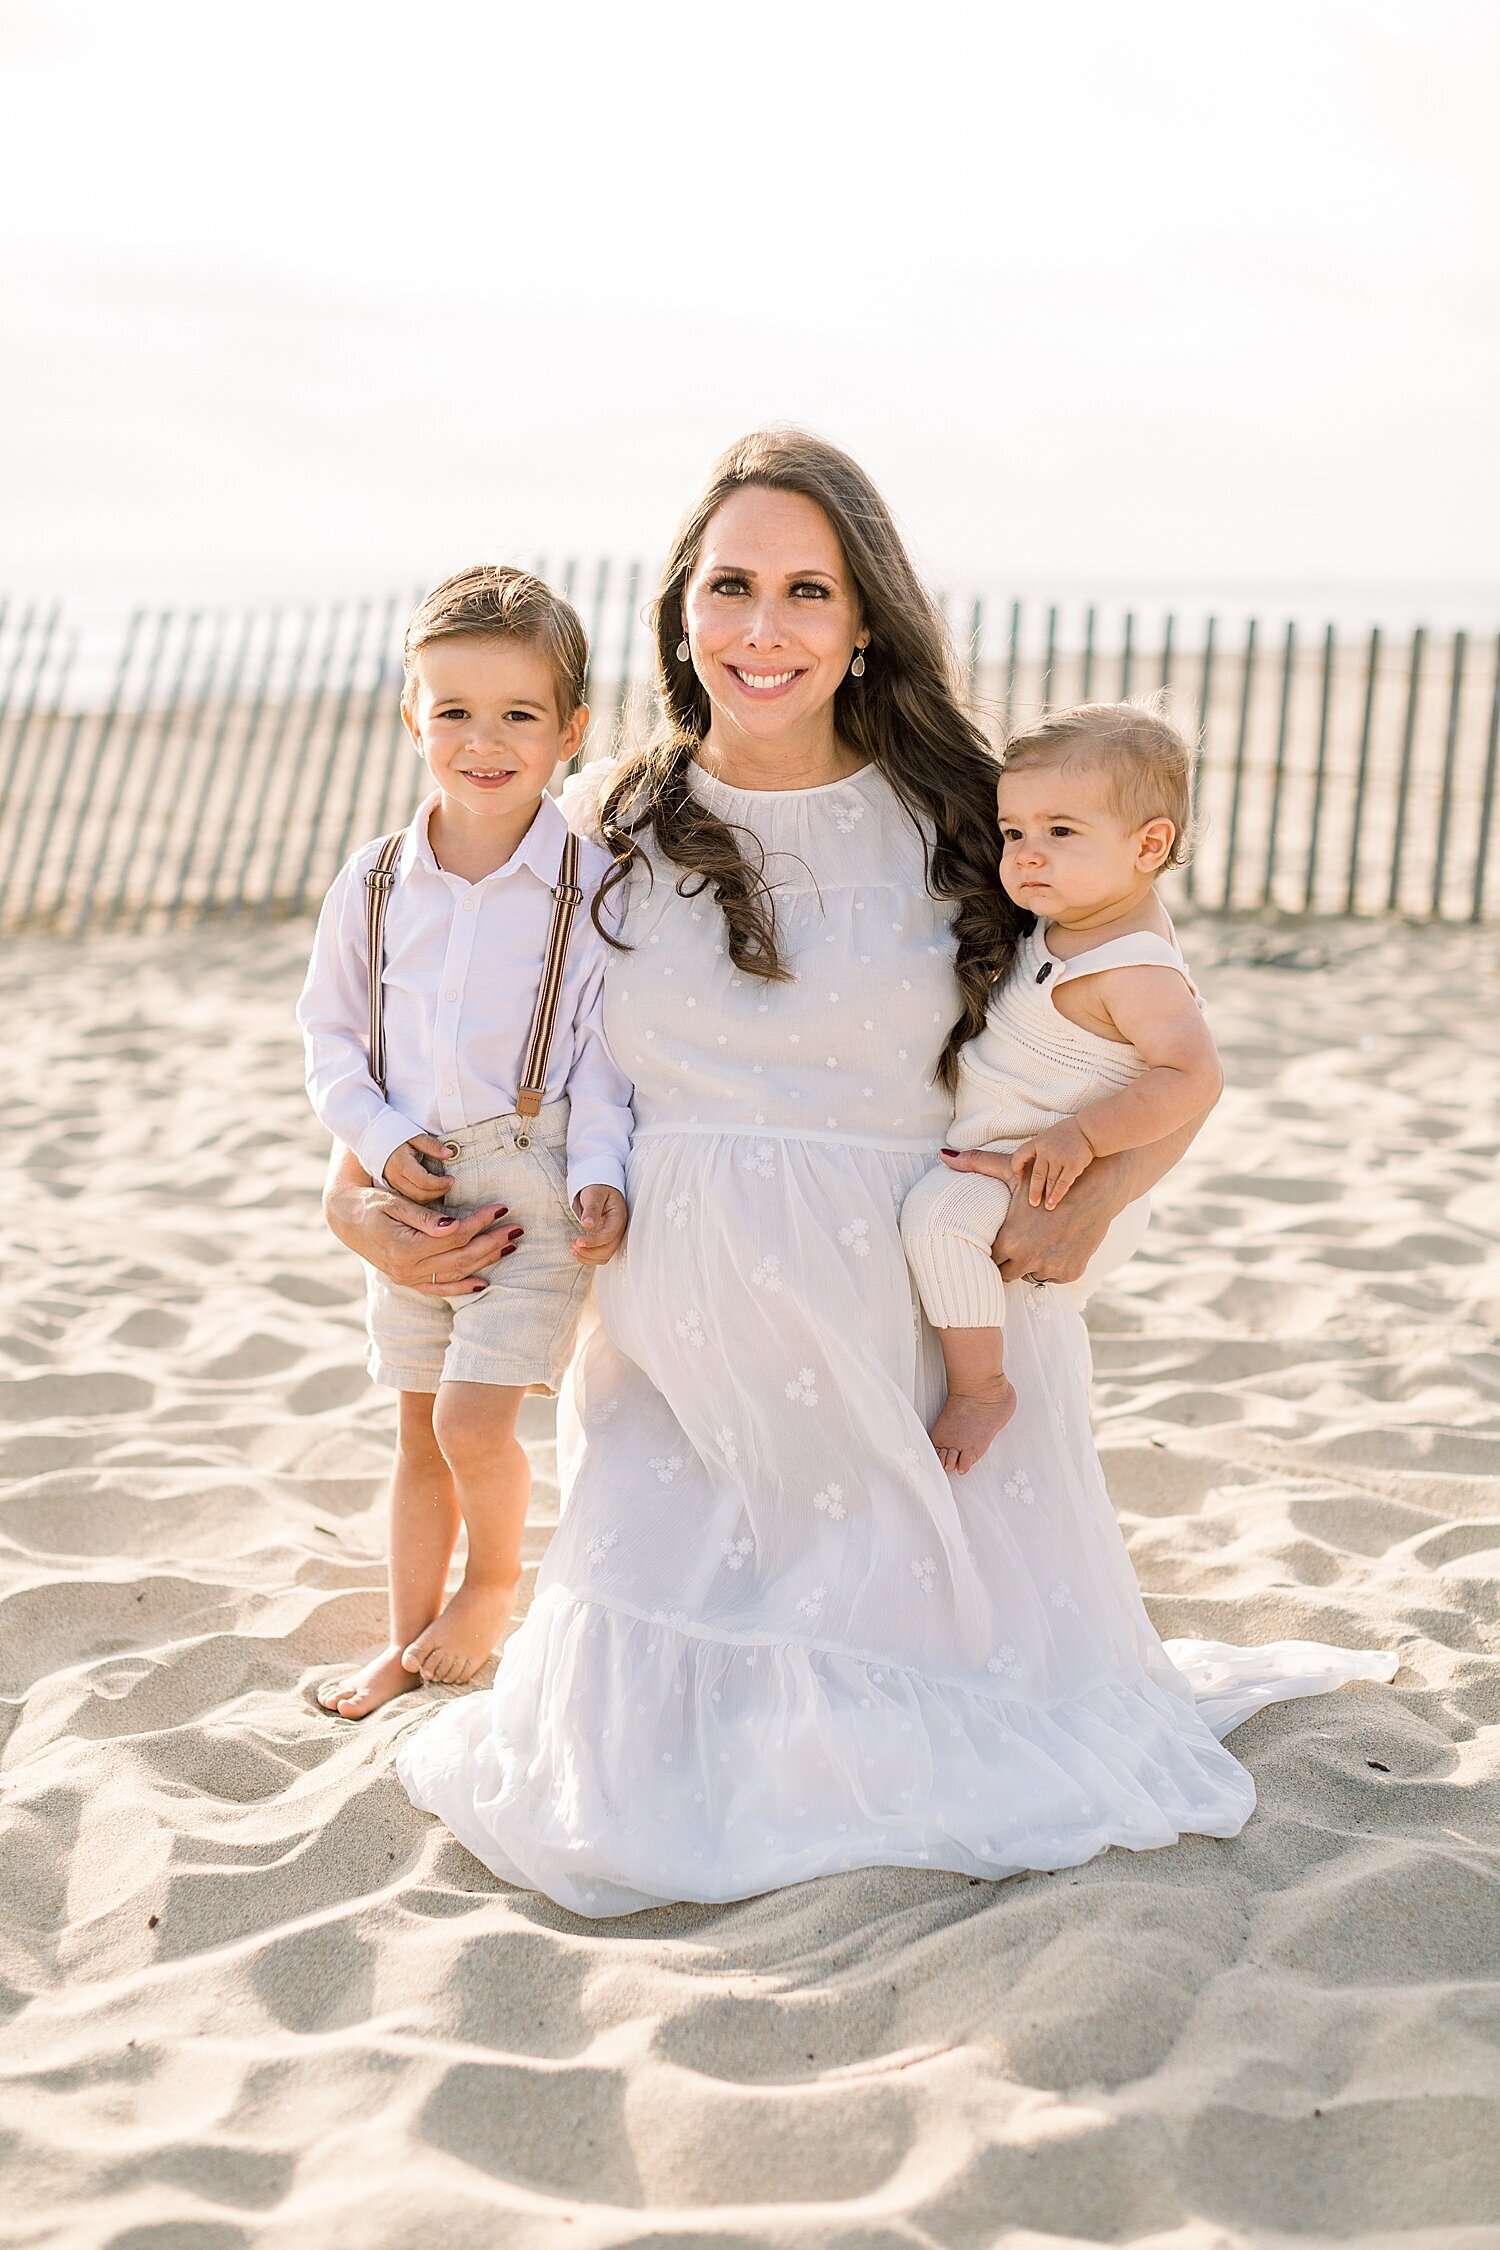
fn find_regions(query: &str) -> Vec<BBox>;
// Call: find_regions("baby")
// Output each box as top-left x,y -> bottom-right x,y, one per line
298,565 -> 633,1716
901,701 -> 1222,1475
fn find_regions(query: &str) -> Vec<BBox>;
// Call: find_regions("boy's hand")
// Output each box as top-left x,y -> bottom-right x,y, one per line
571,1184 -> 628,1266
1011,1119 -> 1094,1210
382,1134 -> 454,1204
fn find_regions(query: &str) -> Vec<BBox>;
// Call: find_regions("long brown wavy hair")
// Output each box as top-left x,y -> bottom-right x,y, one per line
593,429 -> 1021,1085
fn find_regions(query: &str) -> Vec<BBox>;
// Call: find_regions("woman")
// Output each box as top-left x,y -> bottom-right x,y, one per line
326,432 -> 1391,1914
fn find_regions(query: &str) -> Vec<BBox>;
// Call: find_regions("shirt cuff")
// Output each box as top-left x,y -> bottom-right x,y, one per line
566,1156 -> 627,1205
355,1110 -> 427,1187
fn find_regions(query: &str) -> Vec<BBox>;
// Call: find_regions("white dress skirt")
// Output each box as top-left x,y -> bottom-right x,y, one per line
397,759 -> 1394,1916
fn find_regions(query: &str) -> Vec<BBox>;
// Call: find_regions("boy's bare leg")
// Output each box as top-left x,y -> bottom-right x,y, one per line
929,1327 -> 1017,1477
320,1390 -> 461,1718
402,1381 -> 529,1684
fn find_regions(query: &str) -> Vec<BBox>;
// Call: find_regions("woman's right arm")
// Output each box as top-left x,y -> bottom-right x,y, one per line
323,1143 -> 519,1296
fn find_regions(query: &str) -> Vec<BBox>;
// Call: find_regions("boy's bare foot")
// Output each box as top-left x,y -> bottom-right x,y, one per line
931,1378 -> 1018,1477
401,1578 -> 517,1685
318,1644 -> 420,1720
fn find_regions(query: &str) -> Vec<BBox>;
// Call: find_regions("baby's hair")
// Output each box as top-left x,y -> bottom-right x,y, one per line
403,564 -> 589,719
1000,698 -> 1196,870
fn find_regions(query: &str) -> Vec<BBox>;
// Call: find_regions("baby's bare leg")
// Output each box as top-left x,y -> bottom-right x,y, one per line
320,1390 -> 461,1718
402,1381 -> 529,1684
930,1326 -> 1017,1477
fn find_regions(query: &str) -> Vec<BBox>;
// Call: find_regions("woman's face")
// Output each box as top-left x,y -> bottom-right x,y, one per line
680,486 -> 868,746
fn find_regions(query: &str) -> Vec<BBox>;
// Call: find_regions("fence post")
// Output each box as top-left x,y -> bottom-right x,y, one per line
290,599 -> 375,913
77,610 -> 172,934
226,604 -> 315,916
1430,631 -> 1466,919
105,613 -> 202,925
167,608 -> 256,921
1303,623 -> 1336,912
1184,616 -> 1215,906
260,604 -> 343,912
200,609 -> 282,915
1261,620 -> 1296,907
49,610 -> 143,924
0,602 -> 59,820
1042,605 -> 1057,710
1119,610 -> 1135,701
1344,625 -> 1381,916
327,594 -> 400,876
1080,605 -> 1095,701
1220,617 -> 1257,911
1002,600 -> 1021,734
1159,612 -> 1175,696
135,611 -> 229,930
1472,633 -> 1500,923
0,629 -> 74,924
1386,624 -> 1425,912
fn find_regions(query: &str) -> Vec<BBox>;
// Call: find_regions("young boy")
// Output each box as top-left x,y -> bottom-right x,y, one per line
900,701 -> 1223,1475
299,565 -> 633,1716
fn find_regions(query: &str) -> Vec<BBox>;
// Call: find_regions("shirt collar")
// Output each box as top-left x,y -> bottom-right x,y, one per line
396,787 -> 567,887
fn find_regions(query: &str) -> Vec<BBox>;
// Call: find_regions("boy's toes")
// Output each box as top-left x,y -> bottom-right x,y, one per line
318,1675 -> 356,1710
400,1632 -> 434,1676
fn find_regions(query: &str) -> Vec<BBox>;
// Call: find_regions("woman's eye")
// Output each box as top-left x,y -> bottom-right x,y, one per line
708,575 -> 748,596
790,581 -> 831,599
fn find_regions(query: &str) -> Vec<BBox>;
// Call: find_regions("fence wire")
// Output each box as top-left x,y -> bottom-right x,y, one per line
1,581 -> 1496,932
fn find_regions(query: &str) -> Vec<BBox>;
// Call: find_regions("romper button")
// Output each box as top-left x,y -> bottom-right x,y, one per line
1035,961 -> 1053,983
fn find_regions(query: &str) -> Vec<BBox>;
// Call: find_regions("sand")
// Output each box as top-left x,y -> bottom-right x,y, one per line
3,912 -> 1498,2250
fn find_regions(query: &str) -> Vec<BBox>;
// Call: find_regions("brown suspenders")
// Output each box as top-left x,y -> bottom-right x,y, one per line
362,826 -> 584,1145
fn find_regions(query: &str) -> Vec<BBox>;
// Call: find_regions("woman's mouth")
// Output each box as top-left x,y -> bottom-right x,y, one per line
727,665 -> 804,699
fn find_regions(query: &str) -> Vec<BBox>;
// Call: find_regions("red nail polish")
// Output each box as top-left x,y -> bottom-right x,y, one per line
435,1216 -> 456,1228
940,1147 -> 958,1156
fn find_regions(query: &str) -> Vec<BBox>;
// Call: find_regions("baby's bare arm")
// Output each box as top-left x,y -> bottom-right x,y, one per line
1073,966 -> 1222,1159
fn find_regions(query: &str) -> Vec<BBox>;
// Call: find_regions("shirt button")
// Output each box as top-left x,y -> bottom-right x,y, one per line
462,898 -> 475,913
445,990 -> 457,1002
442,1081 -> 455,1094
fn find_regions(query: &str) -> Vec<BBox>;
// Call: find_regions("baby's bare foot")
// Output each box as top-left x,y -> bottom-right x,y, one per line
318,1644 -> 420,1720
401,1579 -> 517,1686
931,1379 -> 1018,1478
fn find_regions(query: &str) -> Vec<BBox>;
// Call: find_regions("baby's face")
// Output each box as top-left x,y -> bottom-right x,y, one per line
996,759 -> 1165,923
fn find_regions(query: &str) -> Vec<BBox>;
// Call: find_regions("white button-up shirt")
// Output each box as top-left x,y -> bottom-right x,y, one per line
298,791 -> 633,1200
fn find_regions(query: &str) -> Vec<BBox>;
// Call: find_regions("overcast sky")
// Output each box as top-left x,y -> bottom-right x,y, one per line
2,0 -> 1496,621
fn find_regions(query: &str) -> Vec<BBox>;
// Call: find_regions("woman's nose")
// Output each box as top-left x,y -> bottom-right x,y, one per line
742,602 -> 787,649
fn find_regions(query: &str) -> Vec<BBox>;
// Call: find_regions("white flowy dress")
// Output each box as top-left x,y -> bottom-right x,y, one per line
397,760 -> 1394,1916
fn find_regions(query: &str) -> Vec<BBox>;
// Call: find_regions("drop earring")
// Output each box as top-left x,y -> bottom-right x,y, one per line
676,637 -> 690,662
850,648 -> 866,678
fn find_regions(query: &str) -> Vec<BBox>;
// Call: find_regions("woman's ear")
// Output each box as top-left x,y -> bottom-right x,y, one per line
1137,817 -> 1176,872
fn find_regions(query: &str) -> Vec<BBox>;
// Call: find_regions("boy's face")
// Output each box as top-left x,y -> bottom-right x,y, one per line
996,760 -> 1173,922
403,636 -> 586,819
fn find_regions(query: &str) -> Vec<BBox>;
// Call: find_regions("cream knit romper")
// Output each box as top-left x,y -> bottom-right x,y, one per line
900,918 -> 1200,1328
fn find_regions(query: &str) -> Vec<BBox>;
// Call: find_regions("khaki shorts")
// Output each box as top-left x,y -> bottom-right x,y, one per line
366,1101 -> 592,1395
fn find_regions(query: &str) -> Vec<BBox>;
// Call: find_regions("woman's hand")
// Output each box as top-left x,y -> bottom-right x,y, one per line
980,1114 -> 1211,1284
323,1144 -> 520,1297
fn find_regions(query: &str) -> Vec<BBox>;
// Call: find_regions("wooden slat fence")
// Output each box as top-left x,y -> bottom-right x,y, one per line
0,580 -> 1496,932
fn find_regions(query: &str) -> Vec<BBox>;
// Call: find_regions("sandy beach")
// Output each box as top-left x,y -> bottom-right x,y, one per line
3,912 -> 1498,2249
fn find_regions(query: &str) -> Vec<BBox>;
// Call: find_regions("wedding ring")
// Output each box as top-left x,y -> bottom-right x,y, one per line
430,1271 -> 438,1286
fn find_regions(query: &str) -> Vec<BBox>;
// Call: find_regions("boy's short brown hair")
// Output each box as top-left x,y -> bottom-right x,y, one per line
1000,698 -> 1196,869
402,564 -> 589,719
